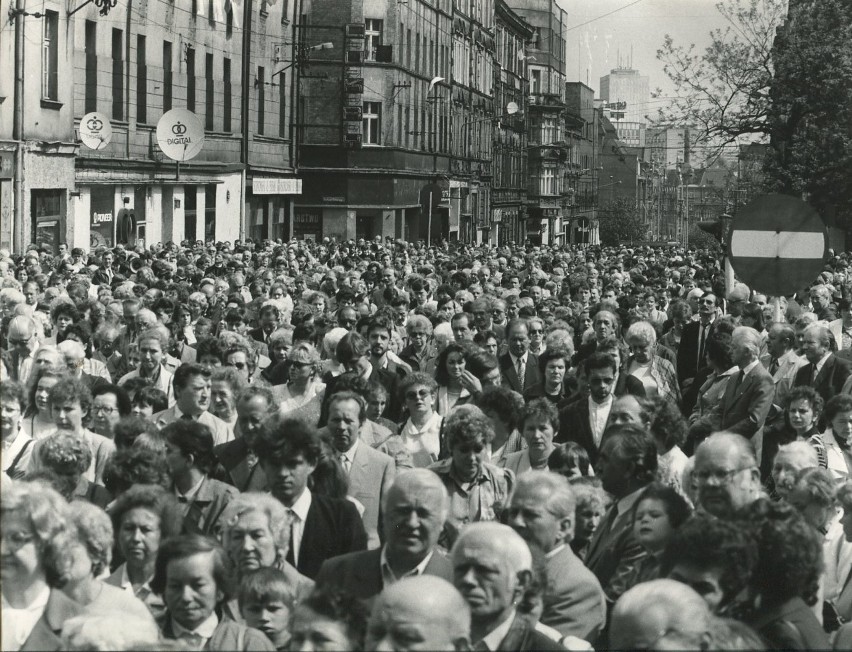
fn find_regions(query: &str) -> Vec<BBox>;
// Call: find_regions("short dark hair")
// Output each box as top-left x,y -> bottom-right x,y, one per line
254,415 -> 322,466
92,383 -> 132,417
0,379 -> 26,409
367,314 -> 394,337
336,332 -> 369,363
161,420 -> 217,474
298,587 -> 369,650
826,394 -> 852,423
634,482 -> 692,528
537,347 -> 571,374
327,390 -> 367,424
196,336 -> 226,363
583,351 -> 618,376
172,362 -> 212,394
151,534 -> 235,601
520,397 -> 559,432
112,415 -> 161,450
602,423 -> 659,484
48,377 -> 93,412
548,442 -> 591,476
103,446 -> 170,494
131,386 -> 169,414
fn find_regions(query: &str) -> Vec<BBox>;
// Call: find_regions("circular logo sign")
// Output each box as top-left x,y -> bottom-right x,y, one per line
79,112 -> 113,150
727,194 -> 828,296
156,109 -> 205,161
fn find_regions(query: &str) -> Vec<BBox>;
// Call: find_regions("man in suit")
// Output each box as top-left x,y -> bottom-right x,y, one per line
557,353 -> 617,467
2,315 -> 40,384
452,522 -> 564,651
152,363 -> 234,447
585,424 -> 657,602
247,304 -> 280,345
254,414 -> 367,579
326,391 -> 396,549
315,468 -> 453,601
763,322 -> 806,408
507,472 -> 606,642
500,318 -> 543,395
676,291 -> 717,394
366,576 -> 472,651
794,323 -> 852,408
717,326 -> 775,461
213,385 -> 275,492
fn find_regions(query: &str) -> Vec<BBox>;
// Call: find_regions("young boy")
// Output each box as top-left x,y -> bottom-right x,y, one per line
238,568 -> 297,650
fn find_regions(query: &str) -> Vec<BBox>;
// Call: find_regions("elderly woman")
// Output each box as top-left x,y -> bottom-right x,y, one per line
320,327 -> 349,378
428,405 -> 514,544
210,366 -> 247,427
22,362 -> 65,441
219,492 -> 314,622
474,385 -> 526,467
617,321 -> 681,406
273,342 -> 326,425
2,380 -> 33,480
33,431 -> 111,508
151,534 -> 275,650
1,480 -> 83,651
397,372 -> 444,467
105,484 -> 183,619
761,386 -> 828,482
524,347 -> 572,404
503,398 -> 558,475
62,501 -> 153,622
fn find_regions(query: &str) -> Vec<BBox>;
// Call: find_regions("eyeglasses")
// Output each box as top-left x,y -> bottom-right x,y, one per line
8,334 -> 33,346
91,406 -> 118,415
529,329 -> 543,335
694,466 -> 753,484
405,390 -> 432,401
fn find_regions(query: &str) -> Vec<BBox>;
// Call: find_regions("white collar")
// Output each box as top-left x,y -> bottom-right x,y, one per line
1,583 -> 50,611
172,611 -> 219,640
341,439 -> 359,463
545,543 -> 566,559
740,358 -> 760,377
510,351 -> 528,365
379,546 -> 434,584
289,488 -> 312,522
814,352 -> 832,372
479,610 -> 517,651
589,394 -> 614,409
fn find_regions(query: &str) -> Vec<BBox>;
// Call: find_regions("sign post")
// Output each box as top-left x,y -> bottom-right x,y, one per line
727,194 -> 829,297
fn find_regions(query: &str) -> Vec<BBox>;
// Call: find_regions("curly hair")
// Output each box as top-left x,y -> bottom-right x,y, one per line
536,347 -> 571,375
103,446 -> 171,495
1,480 -> 74,587
40,431 -> 93,477
67,500 -> 113,577
648,396 -> 688,452
398,371 -> 438,400
475,385 -> 525,432
1,378 -> 26,408
444,404 -> 495,448
735,498 -> 823,607
788,467 -> 838,513
48,377 -> 93,413
219,492 -> 293,567
195,336 -> 227,364
254,415 -> 322,466
296,587 -> 369,650
520,398 -> 559,432
826,394 -> 852,423
110,484 -> 183,543
434,341 -> 475,386
633,482 -> 692,528
784,385 -> 824,419
661,512 -> 758,609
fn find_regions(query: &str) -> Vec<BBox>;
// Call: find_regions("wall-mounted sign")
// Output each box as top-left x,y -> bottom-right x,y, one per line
253,178 -> 303,195
156,109 -> 205,161
80,112 -> 113,150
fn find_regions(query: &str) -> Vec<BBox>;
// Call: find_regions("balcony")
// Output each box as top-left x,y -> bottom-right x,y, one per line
528,93 -> 564,109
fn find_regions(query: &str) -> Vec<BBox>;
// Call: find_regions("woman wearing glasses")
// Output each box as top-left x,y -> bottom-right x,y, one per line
397,372 -> 445,468
274,342 -> 326,426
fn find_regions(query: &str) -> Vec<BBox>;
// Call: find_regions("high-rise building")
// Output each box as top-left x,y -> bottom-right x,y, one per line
600,66 -> 648,146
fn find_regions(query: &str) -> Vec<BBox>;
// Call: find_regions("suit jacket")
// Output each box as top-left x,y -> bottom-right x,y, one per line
676,319 -> 715,385
556,398 -> 601,466
398,343 -> 439,375
492,613 -> 567,652
20,589 -> 84,651
323,368 -> 402,424
315,546 -> 453,603
761,349 -> 806,407
247,326 -> 271,345
794,354 -> 852,406
540,544 -> 606,642
499,351 -> 543,395
287,492 -> 368,579
347,441 -> 396,549
584,490 -> 648,602
177,476 -> 238,537
213,438 -> 267,492
718,363 -> 775,442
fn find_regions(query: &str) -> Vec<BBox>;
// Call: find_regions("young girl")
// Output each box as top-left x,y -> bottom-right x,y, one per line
617,483 -> 692,593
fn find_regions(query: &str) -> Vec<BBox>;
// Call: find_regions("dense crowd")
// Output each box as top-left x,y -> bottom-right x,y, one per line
1,236 -> 851,651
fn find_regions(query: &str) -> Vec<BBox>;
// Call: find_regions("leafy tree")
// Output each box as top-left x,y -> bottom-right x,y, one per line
598,199 -> 647,246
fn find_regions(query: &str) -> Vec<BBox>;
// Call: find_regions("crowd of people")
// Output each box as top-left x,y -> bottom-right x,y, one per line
1,236 -> 852,651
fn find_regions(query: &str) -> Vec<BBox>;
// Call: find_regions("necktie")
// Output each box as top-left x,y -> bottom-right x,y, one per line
286,509 -> 297,566
732,370 -> 744,394
811,364 -> 818,384
339,453 -> 350,474
516,356 -> 525,392
769,358 -> 779,375
181,413 -> 195,421
697,324 -> 707,368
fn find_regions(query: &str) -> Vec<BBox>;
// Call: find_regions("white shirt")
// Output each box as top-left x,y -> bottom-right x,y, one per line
813,351 -> 832,378
1,584 -> 50,651
172,611 -> 218,650
588,395 -> 613,447
379,546 -> 434,587
288,488 -> 313,563
510,352 -> 528,376
740,358 -> 761,378
400,412 -> 443,467
479,610 -> 517,651
339,439 -> 359,474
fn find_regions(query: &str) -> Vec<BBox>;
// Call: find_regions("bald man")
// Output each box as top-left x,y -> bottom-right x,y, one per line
452,522 -> 564,651
693,432 -> 762,520
2,315 -> 40,384
367,576 -> 471,651
315,469 -> 453,603
610,579 -> 712,650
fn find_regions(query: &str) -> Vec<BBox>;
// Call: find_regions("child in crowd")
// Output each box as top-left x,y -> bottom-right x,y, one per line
238,568 -> 297,650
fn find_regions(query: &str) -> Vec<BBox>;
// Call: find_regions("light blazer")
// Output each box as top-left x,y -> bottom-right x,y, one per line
347,441 -> 396,550
760,349 -> 806,406
718,363 -> 775,441
20,589 -> 84,651
152,405 -> 235,447
315,547 -> 453,603
499,351 -> 543,395
540,544 -> 607,642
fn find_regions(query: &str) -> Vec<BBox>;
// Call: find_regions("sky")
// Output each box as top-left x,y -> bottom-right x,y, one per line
560,0 -> 735,115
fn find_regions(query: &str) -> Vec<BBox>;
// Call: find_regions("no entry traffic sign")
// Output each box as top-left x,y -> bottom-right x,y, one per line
728,194 -> 828,297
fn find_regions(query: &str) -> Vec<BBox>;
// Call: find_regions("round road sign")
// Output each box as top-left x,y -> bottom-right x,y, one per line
156,109 -> 205,161
728,194 -> 828,296
80,112 -> 113,150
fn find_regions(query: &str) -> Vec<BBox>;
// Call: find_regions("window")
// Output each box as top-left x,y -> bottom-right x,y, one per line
84,21 -> 97,113
163,41 -> 173,112
530,69 -> 541,95
257,66 -> 265,135
137,35 -> 147,124
111,29 -> 123,120
365,19 -> 382,61
363,101 -> 380,144
205,52 -> 214,130
42,11 -> 58,101
406,29 -> 411,68
186,47 -> 196,112
223,58 -> 231,132
278,72 -> 287,137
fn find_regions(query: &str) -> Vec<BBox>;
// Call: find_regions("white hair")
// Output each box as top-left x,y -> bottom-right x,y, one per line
453,522 -> 532,576
61,612 -> 160,651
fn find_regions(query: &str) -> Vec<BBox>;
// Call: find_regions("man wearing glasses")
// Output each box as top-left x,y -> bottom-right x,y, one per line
692,431 -> 762,519
2,315 -> 39,384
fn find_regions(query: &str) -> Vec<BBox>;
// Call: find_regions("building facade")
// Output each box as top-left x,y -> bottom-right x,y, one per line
564,81 -> 602,246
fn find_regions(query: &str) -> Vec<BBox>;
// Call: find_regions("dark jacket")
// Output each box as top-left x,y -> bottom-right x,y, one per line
748,597 -> 831,650
213,438 -> 268,492
489,613 -> 566,651
794,353 -> 852,407
556,397 -> 601,466
499,352 -> 543,395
